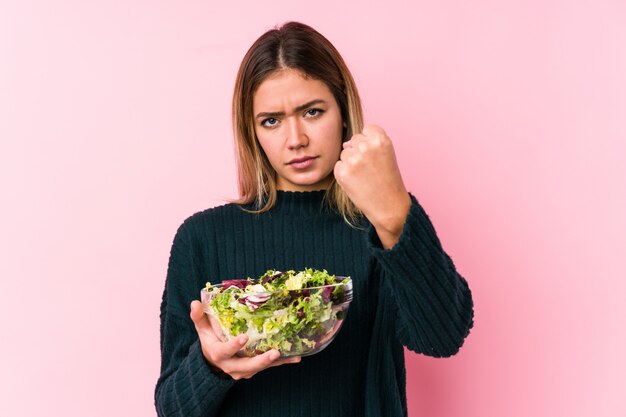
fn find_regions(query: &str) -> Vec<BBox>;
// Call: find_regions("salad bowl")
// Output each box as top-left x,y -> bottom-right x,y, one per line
201,269 -> 353,358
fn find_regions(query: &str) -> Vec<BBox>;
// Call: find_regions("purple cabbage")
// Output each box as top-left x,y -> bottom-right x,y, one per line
222,279 -> 250,290
244,293 -> 271,311
261,271 -> 286,284
322,286 -> 333,303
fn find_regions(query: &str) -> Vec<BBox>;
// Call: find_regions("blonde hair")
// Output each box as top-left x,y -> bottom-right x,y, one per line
232,21 -> 364,224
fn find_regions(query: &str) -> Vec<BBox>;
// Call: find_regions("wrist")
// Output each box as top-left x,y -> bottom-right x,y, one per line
371,192 -> 411,249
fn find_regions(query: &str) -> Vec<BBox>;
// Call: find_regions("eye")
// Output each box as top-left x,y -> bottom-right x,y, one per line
305,108 -> 324,118
261,118 -> 279,128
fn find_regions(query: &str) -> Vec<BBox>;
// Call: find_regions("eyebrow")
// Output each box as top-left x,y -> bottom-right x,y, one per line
255,99 -> 327,119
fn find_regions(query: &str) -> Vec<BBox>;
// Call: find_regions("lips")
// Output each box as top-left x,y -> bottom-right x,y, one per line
287,156 -> 316,165
287,156 -> 317,169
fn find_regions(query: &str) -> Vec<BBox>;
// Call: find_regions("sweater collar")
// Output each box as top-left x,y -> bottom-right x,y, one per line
272,190 -> 330,215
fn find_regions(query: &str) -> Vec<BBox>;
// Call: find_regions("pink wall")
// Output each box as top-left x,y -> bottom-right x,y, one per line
1,1 -> 624,416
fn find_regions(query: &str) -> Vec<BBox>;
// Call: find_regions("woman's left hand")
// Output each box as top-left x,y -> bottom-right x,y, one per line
334,124 -> 412,249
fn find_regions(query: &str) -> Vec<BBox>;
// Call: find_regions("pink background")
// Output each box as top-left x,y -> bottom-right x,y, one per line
1,1 -> 624,416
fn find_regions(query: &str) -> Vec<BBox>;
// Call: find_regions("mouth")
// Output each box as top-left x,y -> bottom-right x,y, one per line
287,156 -> 317,169
287,156 -> 316,165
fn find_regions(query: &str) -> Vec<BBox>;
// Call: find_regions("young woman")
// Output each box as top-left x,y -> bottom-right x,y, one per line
155,21 -> 474,417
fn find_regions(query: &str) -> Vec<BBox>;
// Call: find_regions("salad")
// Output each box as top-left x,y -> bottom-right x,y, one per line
201,268 -> 352,357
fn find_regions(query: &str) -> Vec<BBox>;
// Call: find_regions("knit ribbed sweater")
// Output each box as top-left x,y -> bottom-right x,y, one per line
155,190 -> 474,417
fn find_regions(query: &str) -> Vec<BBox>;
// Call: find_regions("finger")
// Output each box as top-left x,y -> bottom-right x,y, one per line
343,132 -> 366,148
190,301 -> 212,334
227,349 -> 282,375
334,159 -> 353,183
333,160 -> 345,184
339,147 -> 357,161
339,147 -> 360,167
224,353 -> 302,380
266,355 -> 302,369
207,314 -> 227,342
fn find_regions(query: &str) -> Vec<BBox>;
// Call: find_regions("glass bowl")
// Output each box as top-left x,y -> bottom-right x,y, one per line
200,277 -> 353,357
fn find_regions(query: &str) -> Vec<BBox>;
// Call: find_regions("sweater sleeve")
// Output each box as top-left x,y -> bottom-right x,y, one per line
154,220 -> 235,417
366,193 -> 474,357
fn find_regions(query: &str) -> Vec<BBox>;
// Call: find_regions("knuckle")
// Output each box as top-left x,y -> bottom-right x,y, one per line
348,154 -> 361,165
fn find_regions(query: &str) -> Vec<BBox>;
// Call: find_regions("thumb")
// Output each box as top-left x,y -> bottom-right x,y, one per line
333,160 -> 348,188
190,300 -> 212,334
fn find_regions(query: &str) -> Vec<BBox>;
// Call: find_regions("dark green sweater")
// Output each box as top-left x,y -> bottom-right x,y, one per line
155,190 -> 473,417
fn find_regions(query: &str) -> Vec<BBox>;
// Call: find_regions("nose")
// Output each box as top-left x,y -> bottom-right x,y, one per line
285,117 -> 308,150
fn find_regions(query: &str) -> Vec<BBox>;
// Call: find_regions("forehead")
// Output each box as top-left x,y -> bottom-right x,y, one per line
253,69 -> 334,109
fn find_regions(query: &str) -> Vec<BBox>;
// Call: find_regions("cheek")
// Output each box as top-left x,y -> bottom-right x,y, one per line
254,130 -> 269,154
256,135 -> 281,164
315,119 -> 343,155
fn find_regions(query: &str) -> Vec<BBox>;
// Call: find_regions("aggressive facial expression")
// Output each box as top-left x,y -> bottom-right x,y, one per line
253,68 -> 344,192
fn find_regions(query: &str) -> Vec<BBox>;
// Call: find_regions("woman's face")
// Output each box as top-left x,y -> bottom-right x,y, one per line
253,68 -> 344,192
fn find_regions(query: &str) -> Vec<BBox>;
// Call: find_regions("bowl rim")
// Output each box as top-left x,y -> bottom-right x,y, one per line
201,276 -> 352,296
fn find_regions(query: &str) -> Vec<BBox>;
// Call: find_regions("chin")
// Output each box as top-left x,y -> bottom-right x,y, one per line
281,175 -> 333,191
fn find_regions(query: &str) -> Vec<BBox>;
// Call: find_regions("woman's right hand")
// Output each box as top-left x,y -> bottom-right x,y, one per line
189,300 -> 301,380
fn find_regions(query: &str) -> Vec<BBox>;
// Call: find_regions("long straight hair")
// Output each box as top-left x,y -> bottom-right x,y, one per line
231,21 -> 364,224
